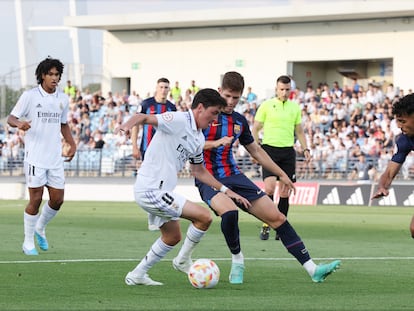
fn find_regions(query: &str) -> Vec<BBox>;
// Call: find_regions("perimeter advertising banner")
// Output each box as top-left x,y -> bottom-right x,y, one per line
254,181 -> 414,207
255,181 -> 319,205
317,184 -> 372,206
370,186 -> 414,206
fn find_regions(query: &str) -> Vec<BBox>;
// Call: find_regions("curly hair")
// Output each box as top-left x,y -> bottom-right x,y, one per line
392,93 -> 414,117
35,57 -> 64,84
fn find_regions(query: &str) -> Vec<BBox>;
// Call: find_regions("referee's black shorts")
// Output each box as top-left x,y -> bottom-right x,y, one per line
261,145 -> 296,182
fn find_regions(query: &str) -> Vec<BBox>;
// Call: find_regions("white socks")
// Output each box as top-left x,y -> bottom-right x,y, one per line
175,223 -> 206,263
35,202 -> 58,237
132,237 -> 173,277
23,212 -> 39,250
23,202 -> 58,250
303,259 -> 317,276
232,251 -> 244,265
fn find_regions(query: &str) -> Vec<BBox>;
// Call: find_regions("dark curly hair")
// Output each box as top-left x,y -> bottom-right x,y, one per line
392,93 -> 414,117
35,57 -> 64,84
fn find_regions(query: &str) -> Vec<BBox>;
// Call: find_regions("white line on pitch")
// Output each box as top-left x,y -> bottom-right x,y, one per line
1,256 -> 414,264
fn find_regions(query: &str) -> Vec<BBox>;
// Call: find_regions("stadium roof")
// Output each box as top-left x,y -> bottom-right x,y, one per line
64,1 -> 414,31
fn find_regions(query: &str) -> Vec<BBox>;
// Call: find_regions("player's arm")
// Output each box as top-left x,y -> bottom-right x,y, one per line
191,163 -> 251,209
203,136 -> 233,149
7,115 -> 31,131
131,124 -> 141,159
245,141 -> 296,195
61,123 -> 77,161
115,113 -> 157,137
371,161 -> 402,199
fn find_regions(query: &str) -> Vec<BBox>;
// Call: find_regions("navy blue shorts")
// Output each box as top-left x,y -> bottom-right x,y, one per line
195,173 -> 266,214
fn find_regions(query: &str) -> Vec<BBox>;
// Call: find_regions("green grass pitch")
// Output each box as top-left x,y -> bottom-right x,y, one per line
1,200 -> 413,311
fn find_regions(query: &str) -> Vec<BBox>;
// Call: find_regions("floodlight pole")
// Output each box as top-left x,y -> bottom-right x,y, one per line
14,0 -> 82,89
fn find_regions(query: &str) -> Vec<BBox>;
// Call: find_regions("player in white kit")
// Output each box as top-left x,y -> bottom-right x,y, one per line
7,57 -> 76,255
115,88 -> 250,286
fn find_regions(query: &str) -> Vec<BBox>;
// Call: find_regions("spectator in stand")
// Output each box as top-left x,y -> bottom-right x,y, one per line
189,80 -> 200,95
331,81 -> 343,98
131,77 -> 176,231
170,81 -> 182,103
64,80 -> 76,100
181,88 -> 193,111
128,90 -> 142,113
245,86 -> 257,104
352,78 -> 360,94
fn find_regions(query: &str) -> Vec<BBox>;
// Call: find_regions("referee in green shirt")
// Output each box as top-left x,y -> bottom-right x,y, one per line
252,75 -> 311,240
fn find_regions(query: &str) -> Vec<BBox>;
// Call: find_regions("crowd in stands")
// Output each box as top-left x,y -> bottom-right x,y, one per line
1,78 -> 414,180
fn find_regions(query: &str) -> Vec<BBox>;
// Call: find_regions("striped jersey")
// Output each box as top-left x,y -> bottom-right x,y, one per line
140,97 -> 176,157
203,111 -> 254,178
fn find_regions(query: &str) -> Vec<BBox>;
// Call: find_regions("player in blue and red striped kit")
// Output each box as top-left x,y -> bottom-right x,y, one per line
196,71 -> 341,284
372,93 -> 414,238
132,78 -> 177,161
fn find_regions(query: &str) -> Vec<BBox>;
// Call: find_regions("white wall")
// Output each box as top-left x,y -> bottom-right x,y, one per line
102,18 -> 414,98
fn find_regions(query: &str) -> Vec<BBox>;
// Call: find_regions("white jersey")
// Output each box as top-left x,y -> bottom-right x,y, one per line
10,85 -> 70,169
134,110 -> 204,192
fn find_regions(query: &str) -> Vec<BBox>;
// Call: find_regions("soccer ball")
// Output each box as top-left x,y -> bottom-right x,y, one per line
187,259 -> 220,289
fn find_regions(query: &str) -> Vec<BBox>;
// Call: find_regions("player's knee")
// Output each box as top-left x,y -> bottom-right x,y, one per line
163,231 -> 182,246
199,211 -> 213,230
271,210 -> 286,227
49,199 -> 64,209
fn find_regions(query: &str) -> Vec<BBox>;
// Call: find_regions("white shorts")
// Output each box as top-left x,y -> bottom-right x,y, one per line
134,189 -> 187,228
24,162 -> 65,189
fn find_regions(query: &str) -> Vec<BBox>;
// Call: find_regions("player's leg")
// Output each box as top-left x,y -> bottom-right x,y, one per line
126,190 -> 188,285
126,219 -> 180,286
410,215 -> 414,238
173,200 -> 212,273
23,187 -> 43,255
22,162 -> 46,255
35,167 -> 65,251
259,175 -> 276,240
210,192 -> 245,284
196,179 -> 245,284
250,196 -> 341,283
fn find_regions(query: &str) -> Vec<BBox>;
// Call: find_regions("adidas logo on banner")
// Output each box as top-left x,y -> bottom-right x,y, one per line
322,187 -> 340,204
346,187 -> 364,205
403,191 -> 414,206
378,188 -> 397,206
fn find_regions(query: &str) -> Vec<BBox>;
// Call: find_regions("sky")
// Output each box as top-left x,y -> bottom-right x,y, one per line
0,0 -> 283,88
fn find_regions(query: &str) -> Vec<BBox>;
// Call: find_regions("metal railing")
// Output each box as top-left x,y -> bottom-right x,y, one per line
1,147 -> 413,181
